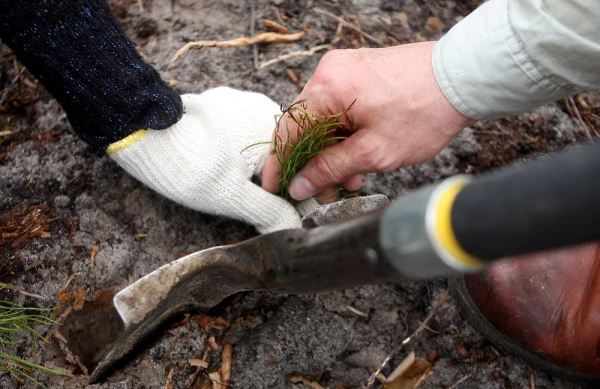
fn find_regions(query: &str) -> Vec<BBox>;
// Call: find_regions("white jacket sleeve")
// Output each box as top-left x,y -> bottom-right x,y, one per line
433,0 -> 600,120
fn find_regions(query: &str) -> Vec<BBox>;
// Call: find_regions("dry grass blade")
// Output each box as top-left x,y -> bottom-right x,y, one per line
313,8 -> 384,46
172,31 -> 305,61
271,100 -> 355,203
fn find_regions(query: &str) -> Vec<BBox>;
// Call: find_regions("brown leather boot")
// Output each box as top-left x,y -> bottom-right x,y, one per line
451,243 -> 600,382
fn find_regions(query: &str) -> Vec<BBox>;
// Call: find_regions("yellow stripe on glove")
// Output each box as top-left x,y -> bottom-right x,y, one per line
107,129 -> 150,155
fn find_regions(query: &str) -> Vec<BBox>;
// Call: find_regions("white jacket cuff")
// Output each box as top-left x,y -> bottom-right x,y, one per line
433,0 -> 600,120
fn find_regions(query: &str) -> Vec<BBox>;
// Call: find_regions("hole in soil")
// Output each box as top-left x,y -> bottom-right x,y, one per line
61,291 -> 124,373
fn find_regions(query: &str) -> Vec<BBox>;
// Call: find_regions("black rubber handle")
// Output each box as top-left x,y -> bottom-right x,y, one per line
452,142 -> 600,260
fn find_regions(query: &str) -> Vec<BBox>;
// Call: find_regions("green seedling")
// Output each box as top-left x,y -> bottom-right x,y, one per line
0,300 -> 70,387
246,99 -> 356,204
273,100 -> 355,203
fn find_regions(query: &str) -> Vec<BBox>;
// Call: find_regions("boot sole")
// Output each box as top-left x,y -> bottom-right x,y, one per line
449,275 -> 600,384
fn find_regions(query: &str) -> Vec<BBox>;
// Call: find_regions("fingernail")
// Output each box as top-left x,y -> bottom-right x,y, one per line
289,176 -> 317,200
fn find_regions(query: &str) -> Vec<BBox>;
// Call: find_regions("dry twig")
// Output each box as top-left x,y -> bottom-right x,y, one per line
0,67 -> 25,107
189,358 -> 209,369
286,68 -> 301,90
448,370 -> 475,389
209,371 -> 223,389
346,305 -> 368,317
566,96 -> 594,139
90,245 -> 98,268
353,14 -> 366,45
54,329 -> 88,375
250,1 -> 259,69
314,8 -> 383,46
0,283 -> 42,299
366,292 -> 449,388
257,44 -> 331,69
206,336 -> 219,351
60,273 -> 82,292
424,325 -> 439,334
220,344 -> 232,387
172,31 -> 305,61
55,306 -> 72,325
186,355 -> 209,387
261,18 -> 288,33
331,21 -> 344,44
528,367 -> 536,389
165,367 -> 174,389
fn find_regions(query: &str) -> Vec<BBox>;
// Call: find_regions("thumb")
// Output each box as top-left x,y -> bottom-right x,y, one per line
288,134 -> 372,201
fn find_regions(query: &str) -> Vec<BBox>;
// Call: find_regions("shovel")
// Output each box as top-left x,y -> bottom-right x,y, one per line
90,142 -> 600,383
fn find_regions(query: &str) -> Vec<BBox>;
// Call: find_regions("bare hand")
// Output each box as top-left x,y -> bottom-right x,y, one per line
261,42 -> 475,201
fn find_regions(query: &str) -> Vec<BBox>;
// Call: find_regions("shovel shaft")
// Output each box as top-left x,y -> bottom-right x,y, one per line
380,142 -> 600,278
452,142 -> 600,259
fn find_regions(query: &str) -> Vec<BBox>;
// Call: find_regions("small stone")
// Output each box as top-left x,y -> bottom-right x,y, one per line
426,16 -> 445,33
394,12 -> 408,22
54,195 -> 71,208
345,348 -> 384,370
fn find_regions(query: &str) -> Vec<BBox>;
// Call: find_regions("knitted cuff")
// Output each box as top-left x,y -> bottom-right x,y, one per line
0,0 -> 183,148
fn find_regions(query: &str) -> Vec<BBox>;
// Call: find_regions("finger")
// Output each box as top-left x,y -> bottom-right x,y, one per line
261,151 -> 281,193
314,187 -> 338,204
288,132 -> 376,201
342,174 -> 363,192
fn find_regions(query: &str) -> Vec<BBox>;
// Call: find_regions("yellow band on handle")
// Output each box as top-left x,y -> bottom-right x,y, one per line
106,129 -> 150,155
434,181 -> 485,267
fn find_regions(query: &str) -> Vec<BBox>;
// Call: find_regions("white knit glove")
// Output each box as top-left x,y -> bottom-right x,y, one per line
107,87 -> 304,234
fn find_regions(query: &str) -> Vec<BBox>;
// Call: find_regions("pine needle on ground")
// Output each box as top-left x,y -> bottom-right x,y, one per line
0,300 -> 70,387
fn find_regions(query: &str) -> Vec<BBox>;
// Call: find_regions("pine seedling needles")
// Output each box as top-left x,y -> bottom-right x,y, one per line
272,99 -> 355,203
0,300 -> 70,387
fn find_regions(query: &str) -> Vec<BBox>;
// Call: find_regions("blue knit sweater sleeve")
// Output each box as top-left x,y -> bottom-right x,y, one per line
0,0 -> 183,149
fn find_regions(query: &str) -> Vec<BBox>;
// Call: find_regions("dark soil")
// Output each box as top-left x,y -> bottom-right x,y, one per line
1,1 -> 598,388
